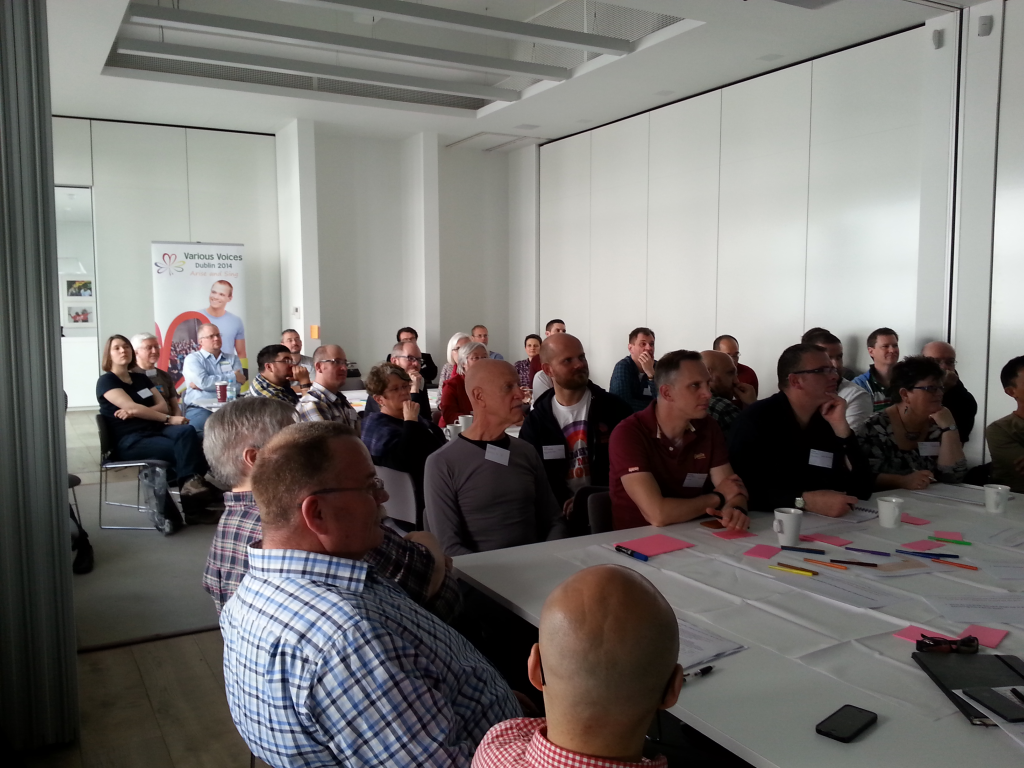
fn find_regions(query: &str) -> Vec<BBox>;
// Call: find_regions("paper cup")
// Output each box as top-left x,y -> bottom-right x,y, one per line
985,484 -> 1010,514
215,381 -> 228,403
772,507 -> 804,547
877,496 -> 903,528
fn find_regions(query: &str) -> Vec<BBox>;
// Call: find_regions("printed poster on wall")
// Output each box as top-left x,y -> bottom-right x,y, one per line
150,241 -> 246,385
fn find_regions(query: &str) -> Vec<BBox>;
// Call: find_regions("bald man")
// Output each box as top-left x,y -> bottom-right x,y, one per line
521,334 -> 631,518
702,350 -> 757,440
924,341 -> 977,442
425,359 -> 567,556
296,344 -> 359,431
473,565 -> 683,767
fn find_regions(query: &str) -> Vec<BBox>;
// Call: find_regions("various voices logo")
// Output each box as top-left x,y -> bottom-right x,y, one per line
154,252 -> 185,276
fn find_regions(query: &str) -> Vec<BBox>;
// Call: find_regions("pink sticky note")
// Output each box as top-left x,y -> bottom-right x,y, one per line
960,625 -> 1008,649
712,529 -> 757,540
934,531 -> 963,540
744,544 -> 782,560
901,513 -> 930,525
894,625 -> 957,643
903,539 -> 945,551
800,534 -> 854,547
617,534 -> 694,557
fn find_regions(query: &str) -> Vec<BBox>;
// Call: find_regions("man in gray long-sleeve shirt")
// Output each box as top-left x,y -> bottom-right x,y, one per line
425,359 -> 567,556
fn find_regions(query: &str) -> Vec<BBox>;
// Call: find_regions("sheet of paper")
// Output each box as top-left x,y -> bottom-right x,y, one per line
902,539 -> 945,551
712,529 -> 757,540
980,561 -> 1024,581
893,625 -> 957,643
901,513 -> 931,526
960,624 -> 1009,648
911,484 -> 985,506
869,556 -> 935,577
983,526 -> 1024,550
744,544 -> 781,560
800,534 -> 853,547
926,594 -> 1024,623
675,617 -> 746,669
934,531 -> 964,540
845,505 -> 879,523
954,689 -> 1024,752
617,534 -> 694,557
768,568 -> 903,609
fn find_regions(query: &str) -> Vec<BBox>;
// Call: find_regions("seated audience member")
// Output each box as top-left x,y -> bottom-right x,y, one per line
520,334 -> 632,516
473,325 -> 504,360
923,341 -> 977,442
730,344 -> 874,516
425,360 -> 567,556
515,334 -> 542,388
988,356 -> 1024,493
131,332 -> 181,417
610,327 -> 657,413
701,350 -> 757,439
394,326 -> 439,384
221,422 -> 518,766
295,345 -> 359,430
97,334 -> 215,532
608,351 -> 749,531
440,332 -> 471,384
249,344 -> 302,404
362,363 -> 446,524
440,341 -> 489,428
202,397 -> 458,620
853,327 -> 900,411
860,356 -> 967,490
473,565 -> 683,768
182,323 -> 245,438
530,319 -> 567,396
713,334 -> 758,395
365,341 -> 431,415
802,327 -> 858,380
801,329 -> 873,433
280,328 -> 315,386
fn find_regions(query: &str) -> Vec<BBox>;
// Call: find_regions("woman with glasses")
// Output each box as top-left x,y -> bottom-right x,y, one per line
361,363 -> 445,526
439,341 -> 489,428
438,332 -> 470,385
514,334 -> 542,388
860,356 -> 967,490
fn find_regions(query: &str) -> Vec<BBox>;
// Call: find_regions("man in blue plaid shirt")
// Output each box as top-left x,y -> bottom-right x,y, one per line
221,421 -> 520,767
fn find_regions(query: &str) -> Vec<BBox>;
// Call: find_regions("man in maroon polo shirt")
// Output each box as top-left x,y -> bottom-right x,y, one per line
608,350 -> 750,531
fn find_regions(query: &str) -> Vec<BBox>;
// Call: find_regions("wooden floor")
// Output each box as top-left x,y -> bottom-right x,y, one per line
23,631 -> 269,768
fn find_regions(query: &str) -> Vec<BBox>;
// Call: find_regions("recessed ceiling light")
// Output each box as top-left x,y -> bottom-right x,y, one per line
758,54 -> 784,62
515,124 -> 540,130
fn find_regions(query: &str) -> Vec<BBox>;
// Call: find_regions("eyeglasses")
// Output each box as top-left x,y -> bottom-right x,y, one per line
915,634 -> 978,654
307,477 -> 386,502
392,355 -> 422,364
319,358 -> 348,366
271,357 -> 293,366
383,383 -> 413,395
792,366 -> 839,377
200,333 -> 221,340
911,385 -> 945,394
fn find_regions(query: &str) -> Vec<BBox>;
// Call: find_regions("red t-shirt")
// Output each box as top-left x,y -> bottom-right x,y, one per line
737,363 -> 758,393
608,403 -> 729,530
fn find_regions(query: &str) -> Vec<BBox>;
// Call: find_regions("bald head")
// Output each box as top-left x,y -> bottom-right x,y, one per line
539,565 -> 679,720
540,332 -> 582,365
464,359 -> 525,430
701,349 -> 739,399
313,344 -> 347,391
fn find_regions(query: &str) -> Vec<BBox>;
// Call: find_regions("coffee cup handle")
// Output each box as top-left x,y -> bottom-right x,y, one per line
772,519 -> 783,534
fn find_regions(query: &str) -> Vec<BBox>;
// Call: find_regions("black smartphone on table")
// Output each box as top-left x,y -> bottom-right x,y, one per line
815,705 -> 878,743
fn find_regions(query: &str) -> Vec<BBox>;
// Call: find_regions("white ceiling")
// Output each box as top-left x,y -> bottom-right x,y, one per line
48,0 -> 977,143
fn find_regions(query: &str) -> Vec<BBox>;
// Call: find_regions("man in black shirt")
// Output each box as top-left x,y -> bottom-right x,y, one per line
923,341 -> 977,442
729,344 -> 874,517
365,341 -> 431,416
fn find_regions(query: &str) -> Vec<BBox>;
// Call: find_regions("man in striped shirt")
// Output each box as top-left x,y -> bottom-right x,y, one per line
221,422 -> 519,767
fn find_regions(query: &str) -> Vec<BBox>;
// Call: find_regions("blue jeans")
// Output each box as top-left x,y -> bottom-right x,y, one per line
117,424 -> 206,486
183,405 -> 215,439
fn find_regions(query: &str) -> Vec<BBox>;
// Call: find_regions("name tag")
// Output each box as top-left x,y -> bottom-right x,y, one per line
808,449 -> 833,469
543,445 -> 565,460
918,442 -> 941,457
643,386 -> 652,397
683,472 -> 707,488
485,445 -> 511,466
136,388 -> 152,399
145,368 -> 157,378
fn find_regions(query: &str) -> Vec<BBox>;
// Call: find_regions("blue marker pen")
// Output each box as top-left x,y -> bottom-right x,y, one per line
615,545 -> 649,562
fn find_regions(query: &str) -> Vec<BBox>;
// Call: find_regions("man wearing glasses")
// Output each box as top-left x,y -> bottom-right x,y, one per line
365,340 -> 431,416
296,344 -> 359,432
729,344 -> 874,517
923,341 -> 977,442
389,327 -> 439,385
249,345 -> 303,404
182,323 -> 244,438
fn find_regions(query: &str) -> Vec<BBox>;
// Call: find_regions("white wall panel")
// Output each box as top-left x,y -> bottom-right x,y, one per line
91,122 -> 190,347
51,117 -> 92,187
805,31 -> 924,372
647,91 -> 721,354
187,130 -> 279,362
508,144 -> 539,355
717,65 -> 812,394
539,133 -> 591,346
589,114 -> 650,388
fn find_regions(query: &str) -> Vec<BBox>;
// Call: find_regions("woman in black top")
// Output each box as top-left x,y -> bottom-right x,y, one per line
96,335 -> 210,533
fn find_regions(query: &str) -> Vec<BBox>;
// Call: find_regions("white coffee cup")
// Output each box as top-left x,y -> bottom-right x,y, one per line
459,414 -> 474,429
985,484 -> 1010,514
772,507 -> 804,547
444,422 -> 462,440
877,496 -> 903,528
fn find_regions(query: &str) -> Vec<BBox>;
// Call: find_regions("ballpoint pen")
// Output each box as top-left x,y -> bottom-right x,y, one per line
830,559 -> 878,567
685,666 -> 714,678
896,550 -> 959,559
846,546 -> 890,557
780,545 -> 827,555
614,545 -> 648,562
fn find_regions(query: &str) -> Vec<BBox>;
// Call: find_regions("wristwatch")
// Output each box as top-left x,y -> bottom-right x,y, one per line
938,424 -> 958,434
795,496 -> 806,510
165,413 -> 171,423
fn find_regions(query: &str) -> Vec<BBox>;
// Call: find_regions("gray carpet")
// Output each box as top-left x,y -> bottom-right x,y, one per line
71,478 -> 220,650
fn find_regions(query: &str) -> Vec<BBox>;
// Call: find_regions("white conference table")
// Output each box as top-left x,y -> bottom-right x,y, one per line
453,489 -> 1024,768
342,388 -> 439,413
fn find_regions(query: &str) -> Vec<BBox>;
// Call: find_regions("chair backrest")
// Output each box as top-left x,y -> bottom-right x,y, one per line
588,491 -> 613,534
94,414 -> 114,462
341,378 -> 364,391
376,465 -> 417,525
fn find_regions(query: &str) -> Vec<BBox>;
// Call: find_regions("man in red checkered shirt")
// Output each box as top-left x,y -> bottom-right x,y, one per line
473,565 -> 683,768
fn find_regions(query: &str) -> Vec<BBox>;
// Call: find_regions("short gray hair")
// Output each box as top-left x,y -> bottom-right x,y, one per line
203,398 -> 297,488
130,332 -> 157,349
457,341 -> 487,375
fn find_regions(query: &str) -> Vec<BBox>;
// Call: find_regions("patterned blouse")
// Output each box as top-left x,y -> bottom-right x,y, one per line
860,410 -> 967,482
439,362 -> 455,384
514,359 -> 532,388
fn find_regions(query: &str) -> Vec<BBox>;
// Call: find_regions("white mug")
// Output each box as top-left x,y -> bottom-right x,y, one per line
985,484 -> 1010,514
877,497 -> 903,528
444,422 -> 462,440
458,414 -> 474,429
773,507 -> 804,547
